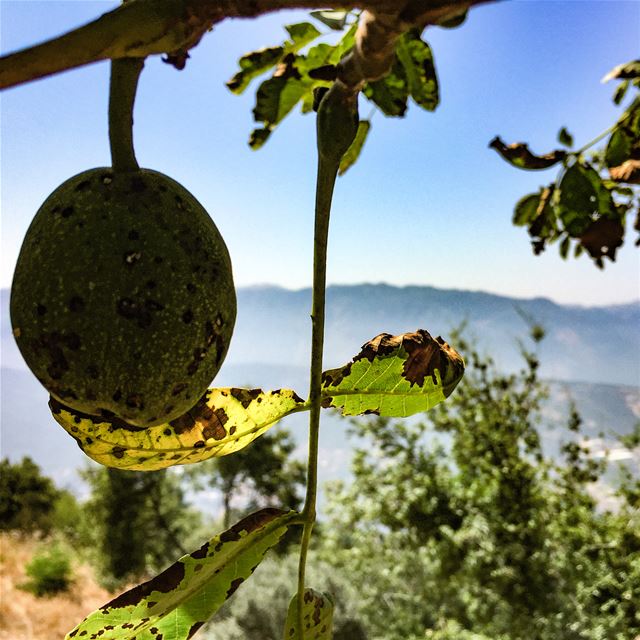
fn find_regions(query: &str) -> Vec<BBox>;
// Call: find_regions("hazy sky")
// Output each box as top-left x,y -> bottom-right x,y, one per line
1,1 -> 639,306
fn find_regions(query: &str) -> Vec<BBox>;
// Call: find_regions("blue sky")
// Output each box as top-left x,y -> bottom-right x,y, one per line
1,0 -> 639,305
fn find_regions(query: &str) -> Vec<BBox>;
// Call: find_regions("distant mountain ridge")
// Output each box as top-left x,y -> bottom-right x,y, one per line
1,284 -> 638,492
3,284 -> 639,385
230,284 -> 640,386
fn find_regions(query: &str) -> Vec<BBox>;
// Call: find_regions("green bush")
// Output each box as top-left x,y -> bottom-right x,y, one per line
0,457 -> 60,533
21,544 -> 73,597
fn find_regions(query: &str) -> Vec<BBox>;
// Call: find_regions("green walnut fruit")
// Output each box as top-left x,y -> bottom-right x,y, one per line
11,168 -> 236,428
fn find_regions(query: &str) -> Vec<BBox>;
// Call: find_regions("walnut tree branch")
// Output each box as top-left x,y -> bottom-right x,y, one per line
0,0 -> 498,91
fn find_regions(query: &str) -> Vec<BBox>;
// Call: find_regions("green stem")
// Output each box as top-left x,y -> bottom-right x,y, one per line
296,158 -> 338,633
109,57 -> 144,173
296,84 -> 358,639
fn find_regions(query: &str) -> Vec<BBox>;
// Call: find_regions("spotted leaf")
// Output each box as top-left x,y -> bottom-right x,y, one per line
321,330 -> 464,417
283,588 -> 334,640
51,388 -> 306,471
66,508 -> 296,640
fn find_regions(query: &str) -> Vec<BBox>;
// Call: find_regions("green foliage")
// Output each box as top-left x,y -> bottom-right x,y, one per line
82,466 -> 203,587
364,29 -> 439,116
187,427 -> 305,548
492,59 -> 640,266
228,16 -> 440,168
21,543 -> 74,597
320,333 -> 639,640
68,509 -> 296,640
0,457 -> 60,534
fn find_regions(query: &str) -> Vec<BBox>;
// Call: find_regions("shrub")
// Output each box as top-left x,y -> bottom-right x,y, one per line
21,544 -> 73,597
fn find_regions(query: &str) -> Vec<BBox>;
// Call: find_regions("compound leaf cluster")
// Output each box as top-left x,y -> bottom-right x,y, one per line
492,59 -> 640,267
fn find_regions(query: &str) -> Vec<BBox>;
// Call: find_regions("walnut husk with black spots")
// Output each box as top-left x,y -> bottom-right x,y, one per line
11,168 -> 236,427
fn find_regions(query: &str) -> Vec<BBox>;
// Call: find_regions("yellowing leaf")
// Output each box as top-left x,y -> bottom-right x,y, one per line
67,509 -> 296,640
51,388 -> 306,471
283,589 -> 334,640
321,330 -> 464,417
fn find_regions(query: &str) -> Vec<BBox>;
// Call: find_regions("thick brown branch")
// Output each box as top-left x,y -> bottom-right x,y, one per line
1,0 -> 497,91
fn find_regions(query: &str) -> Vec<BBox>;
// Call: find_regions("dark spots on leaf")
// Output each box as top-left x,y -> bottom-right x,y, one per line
75,180 -> 91,192
112,389 -> 122,402
163,428 -> 172,436
193,440 -> 205,448
61,206 -> 74,218
230,388 -> 262,409
230,426 -> 237,436
190,541 -> 209,560
322,363 -> 352,388
147,601 -> 157,608
186,283 -> 196,294
182,309 -> 193,324
105,561 -> 185,611
112,446 -> 126,459
163,404 -> 174,416
49,397 -> 63,414
175,195 -> 184,210
219,508 -> 285,543
187,622 -> 205,639
170,411 -> 196,434
128,230 -> 140,241
226,577 -> 244,598
68,296 -> 85,312
36,304 -> 47,316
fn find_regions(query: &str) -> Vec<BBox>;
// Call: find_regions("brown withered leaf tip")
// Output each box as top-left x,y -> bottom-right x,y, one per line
609,159 -> 640,184
489,136 -> 566,170
322,329 -> 464,396
579,217 -> 624,261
